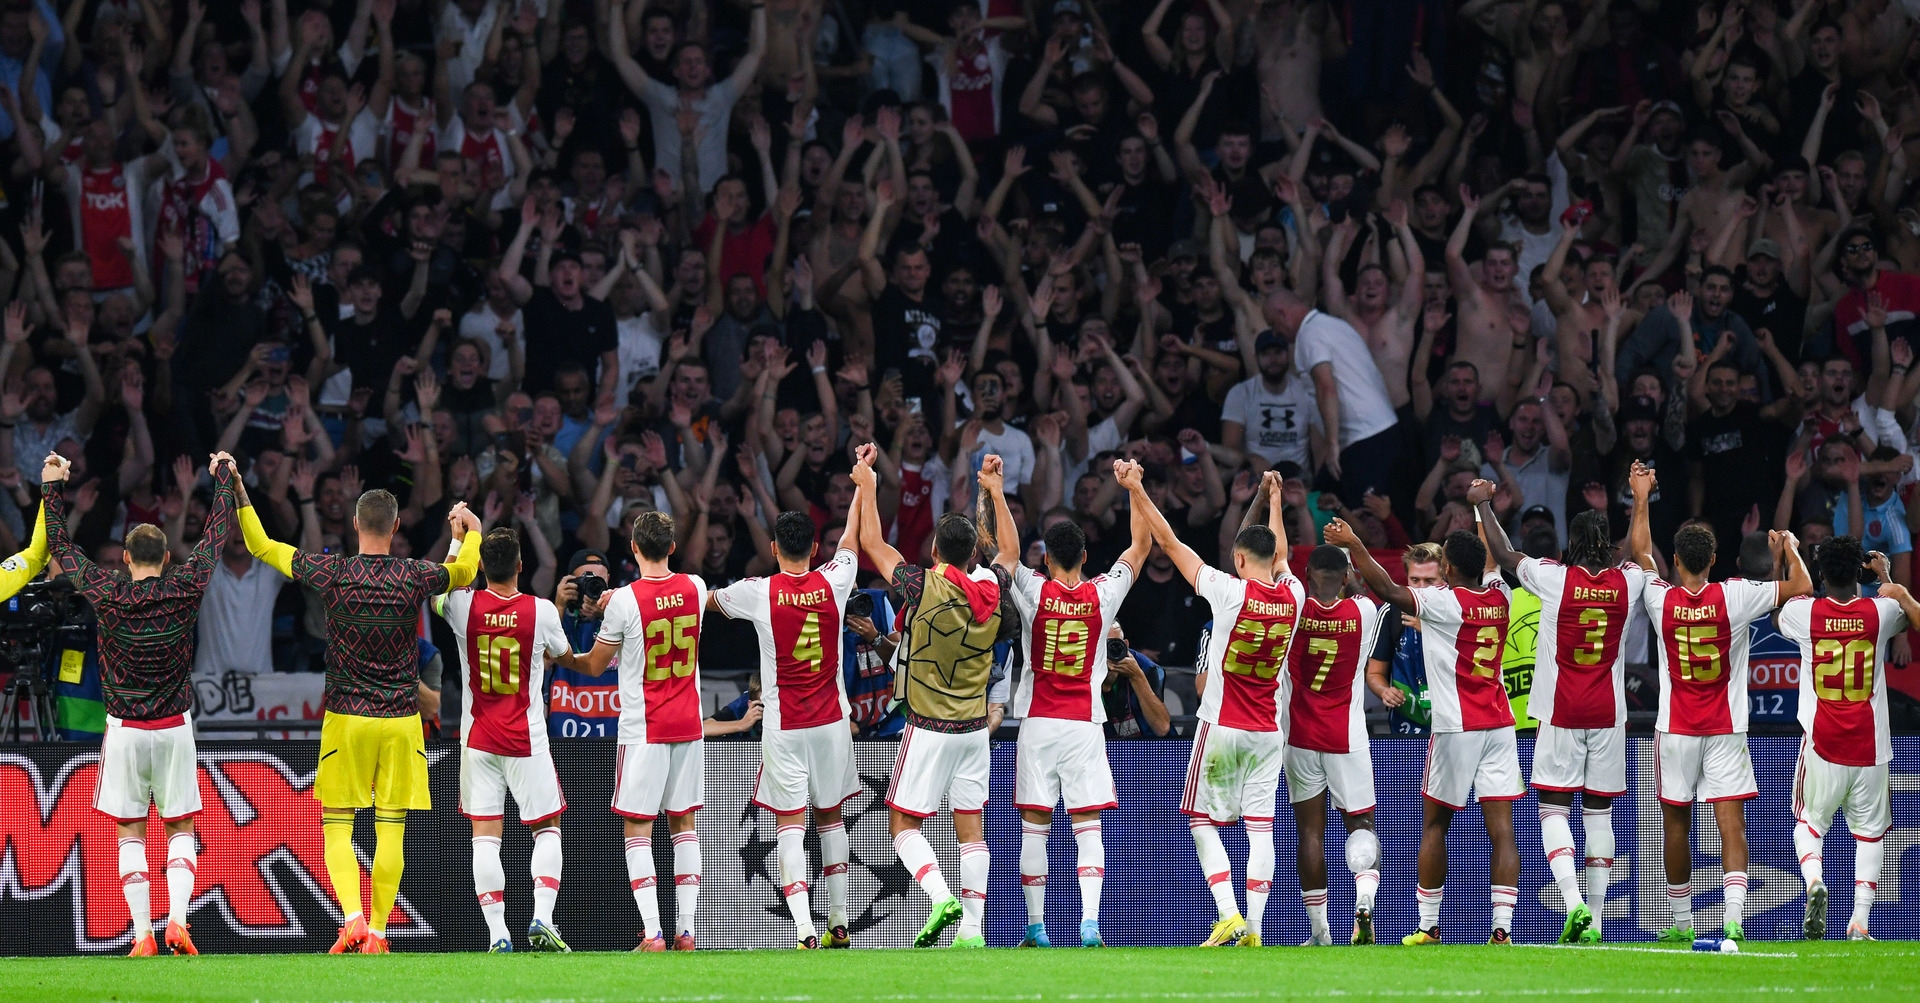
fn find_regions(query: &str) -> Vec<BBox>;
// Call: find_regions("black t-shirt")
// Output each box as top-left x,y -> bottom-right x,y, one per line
521,287 -> 618,394
872,284 -> 943,399
1731,271 -> 1808,361
1423,404 -> 1500,466
335,308 -> 418,392
1687,401 -> 1783,531
1164,387 -> 1223,443
1108,176 -> 1180,264
1115,568 -> 1209,667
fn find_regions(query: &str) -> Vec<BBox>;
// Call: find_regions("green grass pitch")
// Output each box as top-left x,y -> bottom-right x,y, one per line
5,943 -> 1919,1002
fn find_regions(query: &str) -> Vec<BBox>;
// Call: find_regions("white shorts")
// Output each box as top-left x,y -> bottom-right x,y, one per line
1015,717 -> 1116,814
1283,744 -> 1377,814
614,740 -> 705,820
1181,721 -> 1284,824
1793,737 -> 1891,841
1657,732 -> 1757,806
1423,727 -> 1525,809
754,721 -> 861,814
886,722 -> 990,818
461,746 -> 567,824
94,716 -> 200,823
1530,723 -> 1627,797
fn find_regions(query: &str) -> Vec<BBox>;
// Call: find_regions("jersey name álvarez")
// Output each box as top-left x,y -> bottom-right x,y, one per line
714,550 -> 859,730
1518,559 -> 1651,730
598,573 -> 711,745
1284,595 -> 1383,754
1643,578 -> 1778,735
441,588 -> 571,757
1411,573 -> 1516,733
1010,560 -> 1135,722
1195,567 -> 1305,733
1778,595 -> 1905,767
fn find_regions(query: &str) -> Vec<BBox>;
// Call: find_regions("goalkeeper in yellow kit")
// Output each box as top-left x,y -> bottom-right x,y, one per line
231,463 -> 481,952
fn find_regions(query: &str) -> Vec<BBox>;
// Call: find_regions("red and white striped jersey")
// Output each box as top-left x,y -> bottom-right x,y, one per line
439,588 -> 571,757
1518,559 -> 1653,729
439,118 -> 516,210
293,110 -> 380,189
1778,595 -> 1906,767
598,573 -> 710,745
381,95 -> 436,168
713,550 -> 860,730
1283,595 -> 1383,754
1642,577 -> 1780,735
1411,572 -> 1516,733
1009,560 -> 1136,723
1195,567 -> 1305,733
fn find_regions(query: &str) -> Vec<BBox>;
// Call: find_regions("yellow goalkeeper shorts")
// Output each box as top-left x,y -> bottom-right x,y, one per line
315,712 -> 432,811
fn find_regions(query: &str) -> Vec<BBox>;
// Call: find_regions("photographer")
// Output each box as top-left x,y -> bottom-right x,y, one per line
1101,626 -> 1172,740
545,549 -> 617,738
843,588 -> 902,738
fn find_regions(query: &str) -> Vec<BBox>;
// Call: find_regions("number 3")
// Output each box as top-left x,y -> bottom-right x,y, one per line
1572,608 -> 1608,666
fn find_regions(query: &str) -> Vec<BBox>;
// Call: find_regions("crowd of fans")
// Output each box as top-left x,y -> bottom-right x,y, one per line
6,0 -> 1920,724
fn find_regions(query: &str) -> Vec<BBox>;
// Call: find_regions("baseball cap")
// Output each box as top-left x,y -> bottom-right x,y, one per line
1649,100 -> 1686,121
1255,329 -> 1289,352
567,548 -> 610,574
1620,395 -> 1661,425
1166,238 -> 1203,262
1748,238 -> 1782,261
1052,0 -> 1083,15
549,247 -> 583,269
1520,504 -> 1555,525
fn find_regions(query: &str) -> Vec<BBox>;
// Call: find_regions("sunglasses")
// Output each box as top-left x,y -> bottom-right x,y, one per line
1844,241 -> 1875,254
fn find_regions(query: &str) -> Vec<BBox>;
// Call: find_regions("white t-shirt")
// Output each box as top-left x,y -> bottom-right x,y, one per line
969,424 -> 1037,491
617,312 -> 666,402
1221,373 -> 1318,469
460,302 -> 522,381
1290,311 -> 1398,446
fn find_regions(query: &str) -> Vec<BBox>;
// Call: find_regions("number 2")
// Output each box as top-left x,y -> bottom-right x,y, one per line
1469,626 -> 1500,678
1224,619 -> 1291,679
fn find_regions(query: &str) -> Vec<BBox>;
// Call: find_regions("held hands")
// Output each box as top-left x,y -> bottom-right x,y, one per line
851,442 -> 879,489
1465,478 -> 1496,506
1112,457 -> 1143,491
1628,459 -> 1656,499
977,453 -> 1005,494
42,452 -> 70,484
1323,517 -> 1359,549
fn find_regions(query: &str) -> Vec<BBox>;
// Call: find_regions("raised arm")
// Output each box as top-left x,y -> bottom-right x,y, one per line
231,471 -> 300,578
605,0 -> 656,98
1467,477 -> 1522,574
1627,458 -> 1656,570
726,4 -> 768,93
1326,516 -> 1413,608
1118,459 -> 1203,586
978,454 -> 1019,576
853,444 -> 905,583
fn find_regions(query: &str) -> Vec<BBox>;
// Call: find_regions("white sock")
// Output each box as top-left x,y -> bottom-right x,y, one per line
119,837 -> 151,938
1582,807 -> 1614,934
1346,828 -> 1380,913
1667,881 -> 1693,931
1795,819 -> 1825,888
472,836 -> 509,944
1190,819 -> 1238,919
893,828 -> 952,902
625,834 -> 661,938
165,832 -> 196,927
1073,819 -> 1104,925
1852,837 -> 1884,931
1416,885 -> 1442,932
1540,803 -> 1583,908
1020,818 -> 1049,925
673,830 -> 702,935
1244,817 -> 1275,938
818,822 -> 847,930
958,841 -> 990,939
1491,884 -> 1518,934
1302,888 -> 1329,939
1723,871 -> 1748,927
777,822 -> 816,939
530,827 -> 562,926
